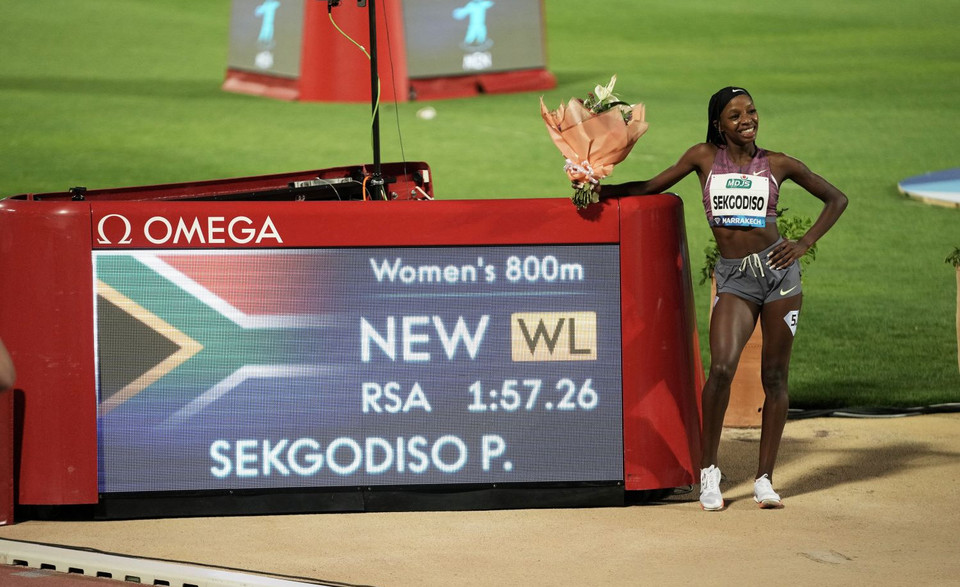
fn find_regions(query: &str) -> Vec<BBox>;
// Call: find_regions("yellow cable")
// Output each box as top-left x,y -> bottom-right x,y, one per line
328,11 -> 381,126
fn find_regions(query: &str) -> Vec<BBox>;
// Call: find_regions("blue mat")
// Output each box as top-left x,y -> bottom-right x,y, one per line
898,168 -> 960,206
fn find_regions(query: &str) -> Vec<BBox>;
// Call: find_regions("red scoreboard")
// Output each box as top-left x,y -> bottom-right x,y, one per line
0,163 -> 702,517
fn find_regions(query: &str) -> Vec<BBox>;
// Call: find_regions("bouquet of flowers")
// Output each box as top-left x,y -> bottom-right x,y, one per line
540,75 -> 648,209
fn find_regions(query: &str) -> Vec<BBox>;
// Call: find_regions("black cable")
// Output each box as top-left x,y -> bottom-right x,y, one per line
380,2 -> 407,176
787,403 -> 960,420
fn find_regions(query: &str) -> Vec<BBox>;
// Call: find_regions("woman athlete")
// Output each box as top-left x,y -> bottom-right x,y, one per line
599,87 -> 848,510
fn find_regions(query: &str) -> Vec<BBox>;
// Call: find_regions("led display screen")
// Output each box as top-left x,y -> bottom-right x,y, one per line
227,0 -> 304,78
402,0 -> 547,78
94,245 -> 622,494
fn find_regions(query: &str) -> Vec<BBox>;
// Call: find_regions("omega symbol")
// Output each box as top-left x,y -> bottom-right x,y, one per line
96,214 -> 133,245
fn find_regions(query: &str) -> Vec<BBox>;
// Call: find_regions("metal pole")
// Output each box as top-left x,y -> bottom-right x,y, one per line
367,0 -> 383,195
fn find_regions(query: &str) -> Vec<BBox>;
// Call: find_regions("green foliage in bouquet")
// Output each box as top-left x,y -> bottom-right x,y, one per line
571,185 -> 599,209
580,75 -> 631,120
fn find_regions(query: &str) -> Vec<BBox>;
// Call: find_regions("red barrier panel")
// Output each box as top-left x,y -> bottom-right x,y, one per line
1,388 -> 13,524
0,202 -> 98,505
298,0 -> 409,103
619,197 -> 703,489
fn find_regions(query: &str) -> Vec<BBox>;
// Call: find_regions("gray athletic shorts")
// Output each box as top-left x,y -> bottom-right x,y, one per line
714,238 -> 802,305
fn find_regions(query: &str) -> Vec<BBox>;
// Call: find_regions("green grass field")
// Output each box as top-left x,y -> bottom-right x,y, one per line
1,0 -> 958,407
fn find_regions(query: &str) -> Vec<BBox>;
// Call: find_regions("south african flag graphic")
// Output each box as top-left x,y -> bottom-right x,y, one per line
95,249 -> 354,493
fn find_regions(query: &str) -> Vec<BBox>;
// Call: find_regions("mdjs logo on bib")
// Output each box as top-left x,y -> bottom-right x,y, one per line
726,177 -> 753,189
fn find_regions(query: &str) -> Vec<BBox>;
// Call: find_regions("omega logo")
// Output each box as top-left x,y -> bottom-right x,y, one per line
96,214 -> 283,246
97,214 -> 133,245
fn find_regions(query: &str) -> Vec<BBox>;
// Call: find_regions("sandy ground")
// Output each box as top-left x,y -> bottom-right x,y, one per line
1,413 -> 958,587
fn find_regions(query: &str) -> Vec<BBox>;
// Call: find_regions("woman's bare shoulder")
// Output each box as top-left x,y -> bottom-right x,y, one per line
764,149 -> 807,166
764,149 -> 813,179
688,142 -> 718,157
680,142 -> 718,169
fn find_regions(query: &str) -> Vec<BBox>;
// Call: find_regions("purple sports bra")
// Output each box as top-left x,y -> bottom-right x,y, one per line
702,147 -> 779,228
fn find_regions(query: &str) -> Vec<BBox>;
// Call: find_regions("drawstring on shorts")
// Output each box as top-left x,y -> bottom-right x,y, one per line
739,253 -> 765,279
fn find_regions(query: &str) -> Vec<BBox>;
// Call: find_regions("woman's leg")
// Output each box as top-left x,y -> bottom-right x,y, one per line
701,293 -> 760,469
756,294 -> 803,480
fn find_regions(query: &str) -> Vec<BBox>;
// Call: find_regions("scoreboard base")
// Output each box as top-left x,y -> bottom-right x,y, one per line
89,483 -> 623,520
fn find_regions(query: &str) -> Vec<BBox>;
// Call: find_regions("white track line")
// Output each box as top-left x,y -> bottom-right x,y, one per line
0,539 -> 329,586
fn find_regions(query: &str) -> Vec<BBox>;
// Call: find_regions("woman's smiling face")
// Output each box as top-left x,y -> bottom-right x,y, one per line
718,94 -> 759,146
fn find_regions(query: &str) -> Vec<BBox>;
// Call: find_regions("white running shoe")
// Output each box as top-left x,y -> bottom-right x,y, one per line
699,465 -> 724,511
754,474 -> 784,509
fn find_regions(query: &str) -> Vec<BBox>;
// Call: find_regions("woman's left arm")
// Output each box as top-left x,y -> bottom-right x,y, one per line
768,154 -> 848,269
0,337 -> 15,391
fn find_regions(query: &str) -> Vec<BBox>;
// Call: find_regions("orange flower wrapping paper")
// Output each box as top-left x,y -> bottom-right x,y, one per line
540,97 -> 649,206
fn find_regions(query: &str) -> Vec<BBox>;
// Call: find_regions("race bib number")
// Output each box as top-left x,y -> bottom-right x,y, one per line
709,173 -> 770,228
